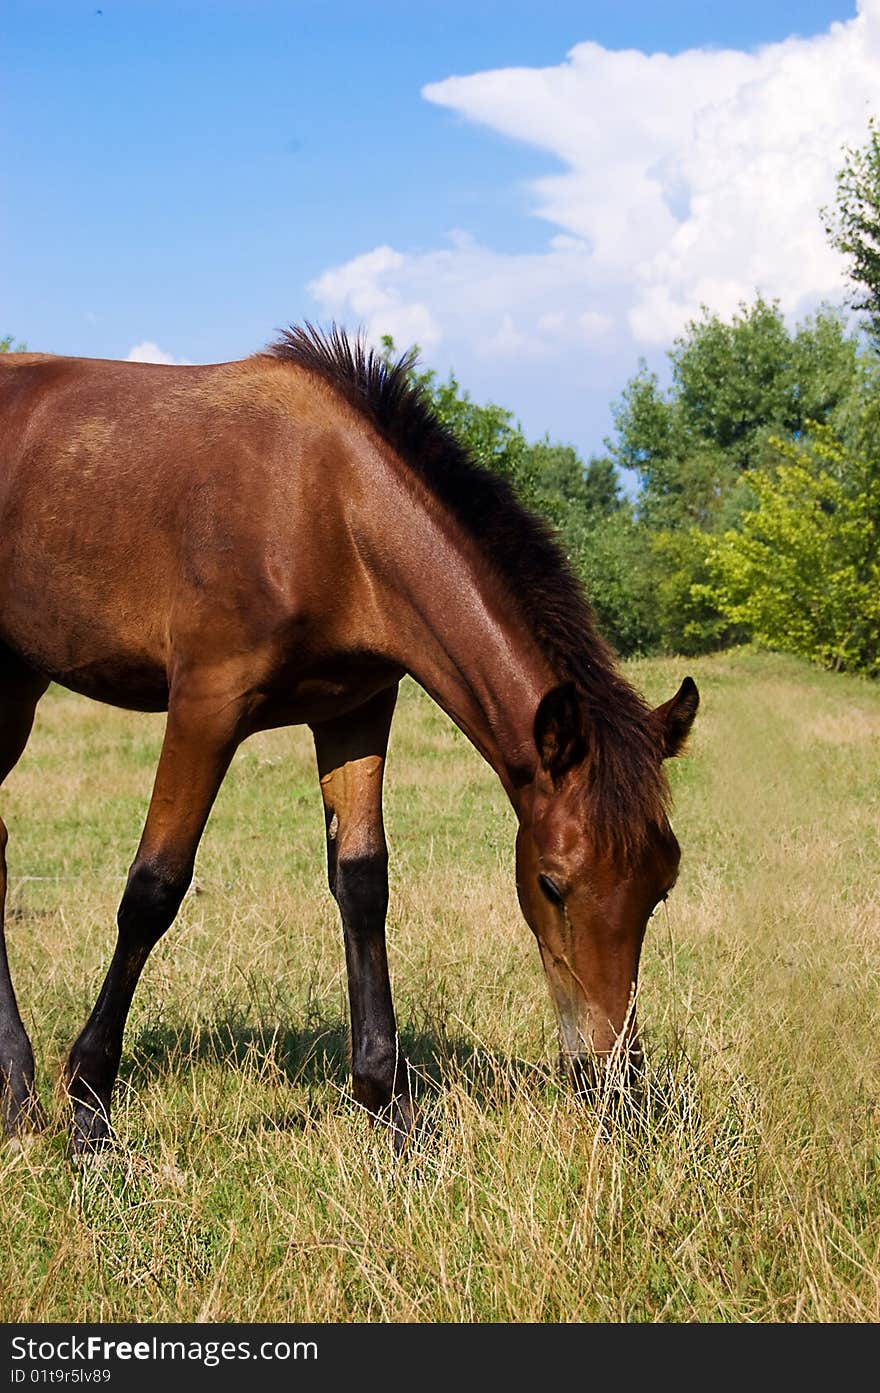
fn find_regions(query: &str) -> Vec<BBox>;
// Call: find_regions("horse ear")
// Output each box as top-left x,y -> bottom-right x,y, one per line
534,682 -> 586,780
652,676 -> 699,758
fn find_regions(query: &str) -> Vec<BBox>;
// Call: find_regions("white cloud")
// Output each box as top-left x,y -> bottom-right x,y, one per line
125,340 -> 186,364
310,229 -> 613,361
311,1 -> 880,361
310,246 -> 443,350
579,310 -> 613,342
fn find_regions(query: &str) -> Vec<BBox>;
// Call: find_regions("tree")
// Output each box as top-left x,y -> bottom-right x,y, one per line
569,511 -> 660,658
824,117 -> 880,347
649,528 -> 745,657
1,335 -> 26,353
521,443 -> 623,534
699,424 -> 880,673
582,455 -> 623,519
609,300 -> 863,530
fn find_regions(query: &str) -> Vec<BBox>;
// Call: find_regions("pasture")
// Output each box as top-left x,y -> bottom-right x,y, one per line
1,648 -> 878,1321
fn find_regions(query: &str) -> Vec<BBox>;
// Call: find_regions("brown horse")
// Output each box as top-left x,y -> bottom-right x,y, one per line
0,326 -> 698,1152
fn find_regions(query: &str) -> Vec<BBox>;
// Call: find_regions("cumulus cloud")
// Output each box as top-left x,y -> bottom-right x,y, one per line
311,1 -> 880,360
125,341 -> 185,364
310,229 -> 618,361
310,246 -> 443,350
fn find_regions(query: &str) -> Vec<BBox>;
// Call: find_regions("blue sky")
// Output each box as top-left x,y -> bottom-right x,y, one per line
3,0 -> 872,460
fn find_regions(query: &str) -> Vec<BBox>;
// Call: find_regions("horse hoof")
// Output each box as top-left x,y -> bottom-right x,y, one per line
70,1105 -> 114,1158
2,1088 -> 47,1140
388,1095 -> 424,1154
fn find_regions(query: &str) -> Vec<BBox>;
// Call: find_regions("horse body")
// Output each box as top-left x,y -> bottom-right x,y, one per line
0,332 -> 697,1150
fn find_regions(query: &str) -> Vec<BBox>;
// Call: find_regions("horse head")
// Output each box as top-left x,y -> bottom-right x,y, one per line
516,676 -> 699,1090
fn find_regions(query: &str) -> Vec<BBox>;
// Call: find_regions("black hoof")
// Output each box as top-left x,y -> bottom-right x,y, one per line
1,1061 -> 46,1139
70,1101 -> 114,1157
389,1094 -> 419,1154
2,1089 -> 47,1140
354,1078 -> 420,1153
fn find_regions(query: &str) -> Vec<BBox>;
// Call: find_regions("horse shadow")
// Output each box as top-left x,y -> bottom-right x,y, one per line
118,1010 -> 549,1133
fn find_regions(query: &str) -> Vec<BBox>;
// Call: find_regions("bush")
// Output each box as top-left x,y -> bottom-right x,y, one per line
699,426 -> 880,674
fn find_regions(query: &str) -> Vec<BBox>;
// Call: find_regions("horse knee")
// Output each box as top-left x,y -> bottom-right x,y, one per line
118,858 -> 190,944
334,849 -> 388,930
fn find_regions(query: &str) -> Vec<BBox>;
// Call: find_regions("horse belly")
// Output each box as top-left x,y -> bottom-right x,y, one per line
0,609 -> 170,711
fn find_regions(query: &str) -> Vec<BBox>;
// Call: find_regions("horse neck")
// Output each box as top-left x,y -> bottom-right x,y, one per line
357,464 -> 556,802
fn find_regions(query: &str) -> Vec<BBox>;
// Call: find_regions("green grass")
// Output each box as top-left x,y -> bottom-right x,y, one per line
1,649 -> 879,1320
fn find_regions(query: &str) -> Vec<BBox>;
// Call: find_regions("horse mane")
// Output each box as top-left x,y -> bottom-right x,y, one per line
265,323 -> 669,859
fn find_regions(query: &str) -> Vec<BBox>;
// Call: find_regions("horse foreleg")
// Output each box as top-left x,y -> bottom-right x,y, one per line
66,679 -> 247,1153
310,685 -> 413,1140
0,671 -> 48,1137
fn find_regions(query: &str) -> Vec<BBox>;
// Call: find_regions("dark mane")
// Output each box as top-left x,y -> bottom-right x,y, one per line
265,324 -> 668,858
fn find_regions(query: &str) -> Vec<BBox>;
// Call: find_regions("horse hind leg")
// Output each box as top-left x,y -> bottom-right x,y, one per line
0,666 -> 49,1137
66,676 -> 248,1153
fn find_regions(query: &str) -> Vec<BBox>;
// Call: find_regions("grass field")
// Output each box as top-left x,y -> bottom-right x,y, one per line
1,649 -> 878,1321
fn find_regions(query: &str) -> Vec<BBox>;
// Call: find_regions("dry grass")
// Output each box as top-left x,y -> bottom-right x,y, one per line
1,649 -> 878,1321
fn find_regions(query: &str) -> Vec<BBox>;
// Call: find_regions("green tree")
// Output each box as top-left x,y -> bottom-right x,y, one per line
582,455 -> 622,518
649,528 -> 745,657
569,510 -> 660,658
609,300 -> 863,530
824,117 -> 880,347
1,335 -> 26,353
522,443 -> 622,532
525,440 -> 589,505
605,300 -> 870,658
699,424 -> 880,673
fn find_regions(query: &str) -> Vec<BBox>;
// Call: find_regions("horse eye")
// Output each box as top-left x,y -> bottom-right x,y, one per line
538,873 -> 564,907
